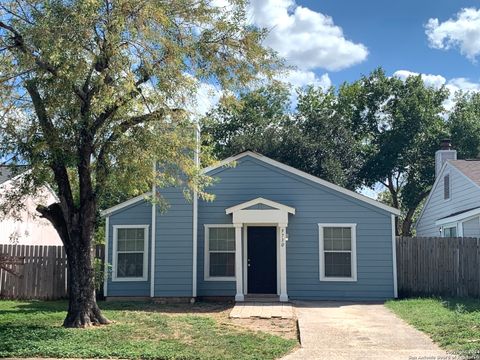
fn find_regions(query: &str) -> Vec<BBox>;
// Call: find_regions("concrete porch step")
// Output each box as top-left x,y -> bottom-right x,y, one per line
243,294 -> 281,302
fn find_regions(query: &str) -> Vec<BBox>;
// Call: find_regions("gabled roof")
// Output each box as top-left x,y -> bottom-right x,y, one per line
226,197 -> 296,215
204,151 -> 400,215
100,192 -> 152,217
0,165 -> 28,184
449,160 -> 480,188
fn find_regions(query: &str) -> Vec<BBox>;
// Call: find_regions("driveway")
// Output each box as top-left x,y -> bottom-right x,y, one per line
283,301 -> 454,360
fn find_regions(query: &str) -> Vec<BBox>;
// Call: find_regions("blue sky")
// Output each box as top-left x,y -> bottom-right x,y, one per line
301,0 -> 480,87
227,0 -> 480,103
198,0 -> 480,116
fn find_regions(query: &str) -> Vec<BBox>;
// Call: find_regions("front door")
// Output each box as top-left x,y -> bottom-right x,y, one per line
247,226 -> 277,294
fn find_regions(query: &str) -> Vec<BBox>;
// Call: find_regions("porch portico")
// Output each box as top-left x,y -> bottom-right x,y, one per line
225,198 -> 295,302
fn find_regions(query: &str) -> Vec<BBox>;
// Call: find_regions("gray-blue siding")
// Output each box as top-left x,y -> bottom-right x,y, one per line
107,201 -> 152,297
106,188 -> 193,297
154,188 -> 193,297
198,155 -> 395,300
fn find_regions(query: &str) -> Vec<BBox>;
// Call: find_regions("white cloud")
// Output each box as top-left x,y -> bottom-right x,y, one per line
393,70 -> 447,88
192,82 -> 223,116
426,8 -> 480,61
249,0 -> 368,71
393,70 -> 480,110
279,70 -> 331,90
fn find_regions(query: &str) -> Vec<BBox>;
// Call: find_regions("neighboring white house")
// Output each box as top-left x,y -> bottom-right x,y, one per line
0,166 -> 62,245
416,140 -> 480,238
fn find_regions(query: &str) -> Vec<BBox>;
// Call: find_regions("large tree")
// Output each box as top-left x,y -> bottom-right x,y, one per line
352,69 -> 449,235
0,0 -> 277,327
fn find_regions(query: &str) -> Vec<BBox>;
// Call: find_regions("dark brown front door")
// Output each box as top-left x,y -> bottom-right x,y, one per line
247,226 -> 277,294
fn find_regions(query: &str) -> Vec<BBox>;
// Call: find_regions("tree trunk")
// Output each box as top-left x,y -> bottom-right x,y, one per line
400,207 -> 415,237
63,235 -> 110,328
38,203 -> 111,328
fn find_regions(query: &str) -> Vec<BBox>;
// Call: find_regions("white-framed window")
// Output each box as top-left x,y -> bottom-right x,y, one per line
443,225 -> 457,237
444,173 -> 451,200
204,224 -> 236,281
112,225 -> 149,282
319,223 -> 357,282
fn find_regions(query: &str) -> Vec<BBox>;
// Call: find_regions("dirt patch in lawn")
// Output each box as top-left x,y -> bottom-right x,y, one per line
126,301 -> 298,340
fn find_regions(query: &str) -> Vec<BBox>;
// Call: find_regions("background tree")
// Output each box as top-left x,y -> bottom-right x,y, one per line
352,69 -> 448,235
202,82 -> 290,159
203,83 -> 361,188
0,0 -> 278,327
448,92 -> 480,159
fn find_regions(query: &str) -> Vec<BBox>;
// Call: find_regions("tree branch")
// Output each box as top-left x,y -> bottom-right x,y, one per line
25,80 -> 75,219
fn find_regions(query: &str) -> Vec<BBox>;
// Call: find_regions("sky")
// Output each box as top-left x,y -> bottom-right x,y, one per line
197,0 -> 480,114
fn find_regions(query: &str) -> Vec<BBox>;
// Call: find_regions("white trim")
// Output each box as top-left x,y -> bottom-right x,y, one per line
101,193 -> 152,217
192,123 -> 200,299
226,197 -> 295,214
150,172 -> 156,297
192,192 -> 198,296
417,160 -> 480,230
204,151 -> 400,215
203,224 -> 236,282
234,224 -> 244,301
103,216 -> 109,297
435,208 -> 480,226
415,161 -> 449,229
112,225 -> 149,282
391,214 -> 398,298
318,223 -> 357,282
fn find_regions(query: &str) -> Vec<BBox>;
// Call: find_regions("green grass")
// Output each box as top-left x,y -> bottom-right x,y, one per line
386,297 -> 480,357
0,300 -> 297,359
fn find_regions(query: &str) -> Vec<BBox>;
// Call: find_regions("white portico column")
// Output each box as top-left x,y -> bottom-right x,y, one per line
234,223 -> 244,301
279,223 -> 288,302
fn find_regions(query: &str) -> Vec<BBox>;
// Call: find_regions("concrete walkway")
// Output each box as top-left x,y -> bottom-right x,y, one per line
230,302 -> 294,319
283,301 -> 456,360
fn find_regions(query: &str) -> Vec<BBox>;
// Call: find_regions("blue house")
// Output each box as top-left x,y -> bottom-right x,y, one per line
101,151 -> 400,302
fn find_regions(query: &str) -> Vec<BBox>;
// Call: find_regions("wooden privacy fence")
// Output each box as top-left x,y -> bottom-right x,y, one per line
0,244 -> 68,299
0,244 -> 106,300
397,236 -> 480,298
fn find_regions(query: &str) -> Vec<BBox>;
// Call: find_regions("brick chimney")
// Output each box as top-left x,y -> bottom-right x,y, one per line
435,139 -> 457,177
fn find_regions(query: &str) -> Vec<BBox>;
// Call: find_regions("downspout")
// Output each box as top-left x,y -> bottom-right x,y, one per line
103,216 -> 109,298
192,123 -> 200,302
150,162 -> 156,298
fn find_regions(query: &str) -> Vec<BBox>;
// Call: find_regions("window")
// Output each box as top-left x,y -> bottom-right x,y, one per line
319,224 -> 357,281
443,226 -> 457,237
113,225 -> 149,281
204,225 -> 235,281
444,174 -> 450,200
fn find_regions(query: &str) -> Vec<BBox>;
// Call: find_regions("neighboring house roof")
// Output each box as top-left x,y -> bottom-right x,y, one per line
435,207 -> 480,226
449,160 -> 480,188
101,151 -> 401,217
0,165 -> 28,184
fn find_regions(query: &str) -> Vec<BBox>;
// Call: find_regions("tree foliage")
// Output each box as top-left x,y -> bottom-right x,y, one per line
448,92 -> 480,159
0,0 -> 278,327
202,83 -> 361,188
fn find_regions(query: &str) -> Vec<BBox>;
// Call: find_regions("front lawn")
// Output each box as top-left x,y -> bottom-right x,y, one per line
0,300 -> 297,359
386,297 -> 480,358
